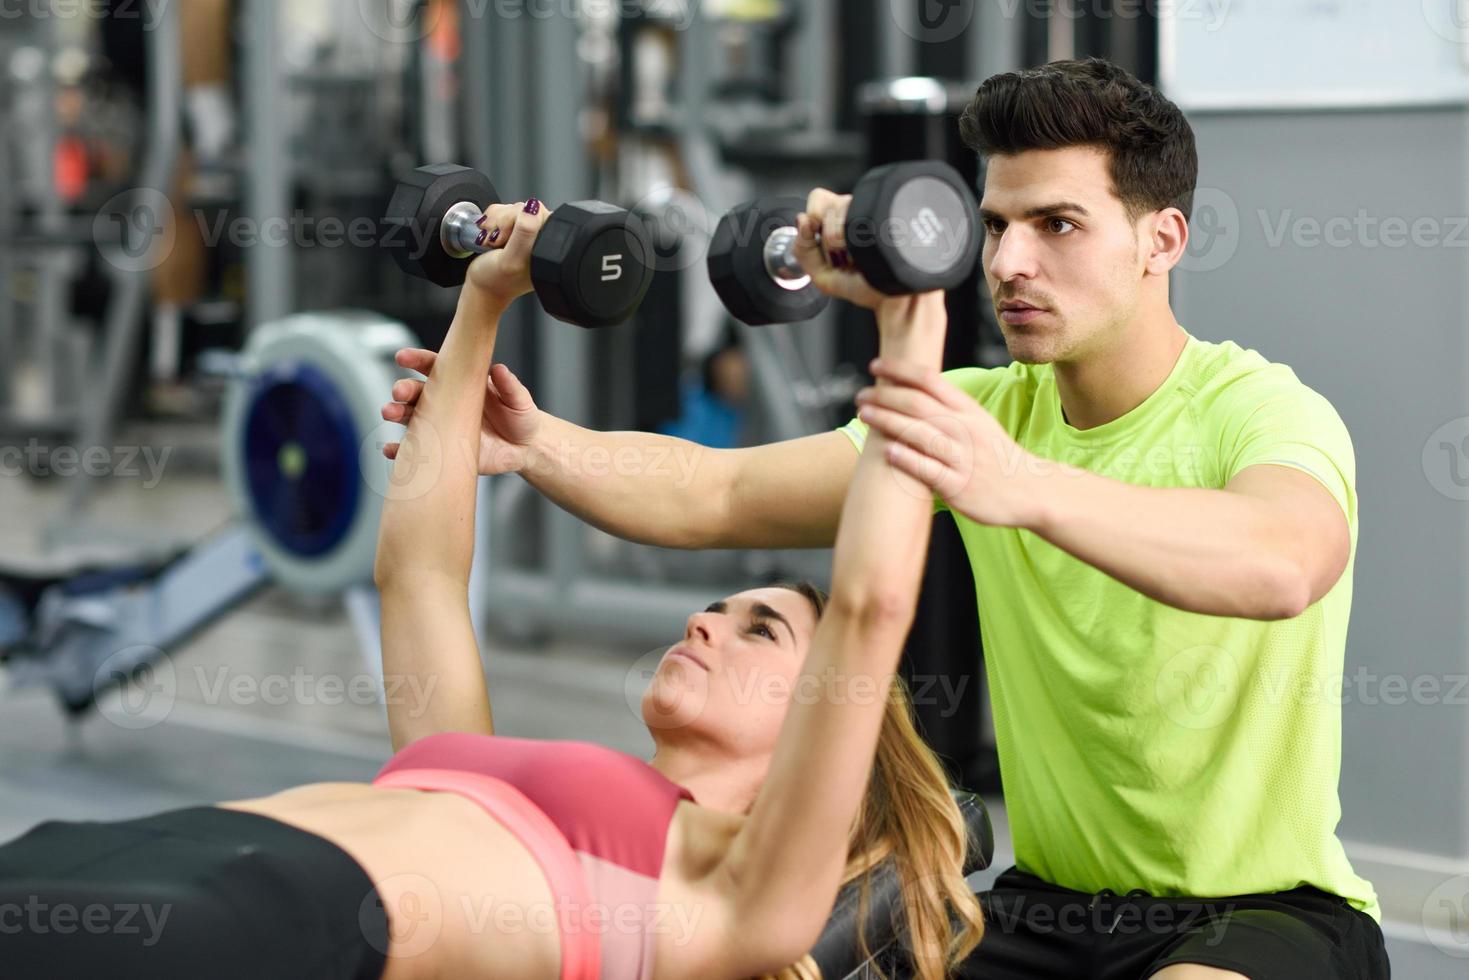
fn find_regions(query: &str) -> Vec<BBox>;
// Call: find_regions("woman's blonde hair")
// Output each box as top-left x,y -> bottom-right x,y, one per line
760,582 -> 985,980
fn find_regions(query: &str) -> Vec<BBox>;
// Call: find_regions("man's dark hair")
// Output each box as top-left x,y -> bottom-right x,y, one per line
958,58 -> 1198,222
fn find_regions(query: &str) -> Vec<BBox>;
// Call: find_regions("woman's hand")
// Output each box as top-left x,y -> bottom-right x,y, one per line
381,351 -> 542,475
793,187 -> 914,316
464,199 -> 549,312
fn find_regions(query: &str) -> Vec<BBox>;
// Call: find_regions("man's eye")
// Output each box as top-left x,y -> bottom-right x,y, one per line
1047,218 -> 1076,234
983,219 -> 1004,235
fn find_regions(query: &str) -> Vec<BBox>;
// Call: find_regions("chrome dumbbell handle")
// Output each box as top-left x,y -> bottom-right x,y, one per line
762,226 -> 812,292
441,200 -> 490,258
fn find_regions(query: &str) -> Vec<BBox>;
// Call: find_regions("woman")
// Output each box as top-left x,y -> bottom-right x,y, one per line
0,195 -> 982,980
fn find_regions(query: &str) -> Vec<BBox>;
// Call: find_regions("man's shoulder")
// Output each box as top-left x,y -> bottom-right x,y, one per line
1184,338 -> 1351,463
1185,336 -> 1331,413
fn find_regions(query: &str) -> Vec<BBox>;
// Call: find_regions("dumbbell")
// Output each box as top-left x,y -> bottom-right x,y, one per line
706,161 -> 981,325
383,164 -> 654,328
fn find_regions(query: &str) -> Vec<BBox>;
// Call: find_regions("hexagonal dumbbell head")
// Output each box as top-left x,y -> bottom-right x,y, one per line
846,160 -> 980,295
530,201 -> 655,328
707,197 -> 831,326
384,164 -> 500,287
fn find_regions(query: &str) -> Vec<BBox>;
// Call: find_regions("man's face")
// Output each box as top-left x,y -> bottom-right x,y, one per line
979,146 -> 1153,365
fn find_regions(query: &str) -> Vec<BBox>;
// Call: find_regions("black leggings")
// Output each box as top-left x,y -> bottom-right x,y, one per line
0,806 -> 388,980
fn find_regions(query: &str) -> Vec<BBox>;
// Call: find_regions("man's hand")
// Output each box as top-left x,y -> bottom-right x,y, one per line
381,350 -> 541,475
855,359 -> 1049,529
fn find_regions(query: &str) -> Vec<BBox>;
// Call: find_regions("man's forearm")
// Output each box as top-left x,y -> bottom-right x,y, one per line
517,415 -> 727,549
1028,468 -> 1309,620
375,288 -> 502,584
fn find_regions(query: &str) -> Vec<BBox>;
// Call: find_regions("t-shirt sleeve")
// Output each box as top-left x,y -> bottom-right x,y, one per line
1219,377 -> 1357,530
836,414 -> 948,516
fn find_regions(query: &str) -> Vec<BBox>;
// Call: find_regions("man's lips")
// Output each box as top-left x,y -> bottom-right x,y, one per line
998,301 -> 1047,325
666,646 -> 709,671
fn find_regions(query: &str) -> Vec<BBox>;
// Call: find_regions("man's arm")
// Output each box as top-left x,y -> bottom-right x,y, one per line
858,361 -> 1353,621
1028,462 -> 1350,620
520,421 -> 859,550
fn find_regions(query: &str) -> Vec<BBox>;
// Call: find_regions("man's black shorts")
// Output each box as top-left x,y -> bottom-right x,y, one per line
959,866 -> 1390,979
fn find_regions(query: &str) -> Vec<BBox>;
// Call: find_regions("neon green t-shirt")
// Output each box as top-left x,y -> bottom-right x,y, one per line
839,332 -> 1378,921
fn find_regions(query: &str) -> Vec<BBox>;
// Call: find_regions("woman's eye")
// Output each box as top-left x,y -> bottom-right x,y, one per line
750,623 -> 774,640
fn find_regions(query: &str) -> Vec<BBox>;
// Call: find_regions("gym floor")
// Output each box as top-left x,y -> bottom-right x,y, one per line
0,416 -> 1016,887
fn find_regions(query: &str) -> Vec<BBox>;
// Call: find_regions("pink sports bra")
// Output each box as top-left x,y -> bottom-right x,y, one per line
374,733 -> 696,980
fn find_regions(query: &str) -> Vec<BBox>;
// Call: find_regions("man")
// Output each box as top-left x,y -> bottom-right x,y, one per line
382,59 -> 1387,980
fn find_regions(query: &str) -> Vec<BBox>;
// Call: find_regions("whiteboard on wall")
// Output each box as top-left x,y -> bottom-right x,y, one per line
1160,0 -> 1469,109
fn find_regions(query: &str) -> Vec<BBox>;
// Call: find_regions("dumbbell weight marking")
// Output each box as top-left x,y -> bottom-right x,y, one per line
707,161 -> 980,326
384,164 -> 653,329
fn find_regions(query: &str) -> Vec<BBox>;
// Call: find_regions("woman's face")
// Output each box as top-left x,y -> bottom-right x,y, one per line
642,588 -> 819,757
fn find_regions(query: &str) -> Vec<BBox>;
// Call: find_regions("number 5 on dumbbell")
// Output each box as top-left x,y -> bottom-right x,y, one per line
383,164 -> 654,329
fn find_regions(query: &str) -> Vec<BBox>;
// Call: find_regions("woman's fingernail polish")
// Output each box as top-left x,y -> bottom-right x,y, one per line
831,249 -> 851,269
476,215 -> 487,228
488,227 -> 500,243
524,198 -> 541,215
476,229 -> 487,246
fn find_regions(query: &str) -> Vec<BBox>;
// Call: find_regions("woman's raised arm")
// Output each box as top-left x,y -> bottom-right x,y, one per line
715,288 -> 950,971
373,200 -> 546,751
